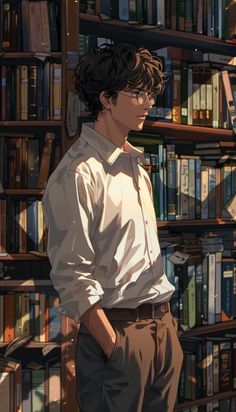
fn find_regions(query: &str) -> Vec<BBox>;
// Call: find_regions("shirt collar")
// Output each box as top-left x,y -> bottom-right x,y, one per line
80,123 -> 147,166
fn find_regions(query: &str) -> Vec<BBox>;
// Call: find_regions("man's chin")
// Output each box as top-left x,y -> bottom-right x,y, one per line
134,121 -> 145,131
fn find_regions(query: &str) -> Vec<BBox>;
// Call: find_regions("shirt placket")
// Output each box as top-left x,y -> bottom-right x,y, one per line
129,155 -> 156,278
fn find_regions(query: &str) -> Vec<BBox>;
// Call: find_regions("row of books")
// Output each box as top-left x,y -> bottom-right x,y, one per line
0,132 -> 61,190
0,63 -> 62,121
80,0 -> 236,41
161,229 -> 236,329
0,199 -> 48,253
130,136 -> 236,221
178,336 -> 236,403
186,399 -> 235,412
0,260 -> 51,280
179,398 -> 235,412
152,60 -> 235,129
0,292 -> 61,343
79,35 -> 236,129
0,357 -> 61,412
0,0 -> 60,52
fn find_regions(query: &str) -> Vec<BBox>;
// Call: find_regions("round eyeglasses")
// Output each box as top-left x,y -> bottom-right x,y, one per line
119,90 -> 157,105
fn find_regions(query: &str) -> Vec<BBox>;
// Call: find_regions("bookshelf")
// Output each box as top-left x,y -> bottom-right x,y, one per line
0,1 -> 79,411
76,3 -> 236,412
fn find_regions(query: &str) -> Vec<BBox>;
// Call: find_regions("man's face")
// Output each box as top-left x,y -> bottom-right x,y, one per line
109,89 -> 156,132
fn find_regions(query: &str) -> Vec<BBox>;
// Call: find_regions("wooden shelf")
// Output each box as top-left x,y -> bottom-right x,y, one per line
0,253 -> 48,260
0,341 -> 60,349
157,218 -> 235,227
144,121 -> 235,139
174,390 -> 236,411
0,121 -> 61,127
178,319 -> 236,338
4,189 -> 44,195
79,14 -> 236,56
0,52 -> 62,59
0,278 -> 52,291
81,115 -> 235,140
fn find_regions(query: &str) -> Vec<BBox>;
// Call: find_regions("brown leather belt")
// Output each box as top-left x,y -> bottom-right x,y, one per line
103,301 -> 170,321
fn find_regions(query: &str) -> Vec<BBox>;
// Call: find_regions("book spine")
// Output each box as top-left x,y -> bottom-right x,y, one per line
221,260 -> 234,321
188,264 -> 196,329
180,158 -> 189,220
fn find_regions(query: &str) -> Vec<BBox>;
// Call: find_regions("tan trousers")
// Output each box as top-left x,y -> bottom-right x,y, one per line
75,311 -> 183,412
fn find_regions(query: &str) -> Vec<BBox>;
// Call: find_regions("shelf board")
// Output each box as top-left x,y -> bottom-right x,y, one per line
4,189 -> 44,195
178,319 -> 236,338
174,390 -> 236,411
0,341 -> 60,349
157,218 -> 235,227
0,278 -> 53,291
0,253 -> 48,260
0,52 -> 62,59
145,121 -> 234,139
0,121 -> 61,127
80,115 -> 234,139
80,14 -> 236,56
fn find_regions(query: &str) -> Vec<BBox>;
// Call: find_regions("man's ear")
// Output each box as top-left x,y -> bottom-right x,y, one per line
99,91 -> 113,110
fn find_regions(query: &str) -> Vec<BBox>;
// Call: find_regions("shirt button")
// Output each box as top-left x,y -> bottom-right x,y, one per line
145,220 -> 148,224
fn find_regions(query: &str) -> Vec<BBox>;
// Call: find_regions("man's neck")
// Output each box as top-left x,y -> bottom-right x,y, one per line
93,112 -> 128,150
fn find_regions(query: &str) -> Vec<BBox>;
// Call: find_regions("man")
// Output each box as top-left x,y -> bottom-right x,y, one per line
42,42 -> 183,412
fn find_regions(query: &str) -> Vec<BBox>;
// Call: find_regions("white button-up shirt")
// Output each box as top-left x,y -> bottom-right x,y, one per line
42,123 -> 175,322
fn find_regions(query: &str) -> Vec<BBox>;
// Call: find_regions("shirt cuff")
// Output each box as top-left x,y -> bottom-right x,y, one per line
55,293 -> 104,324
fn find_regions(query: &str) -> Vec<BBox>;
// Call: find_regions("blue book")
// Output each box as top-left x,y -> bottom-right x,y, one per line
222,260 -> 234,320
166,246 -> 175,286
119,0 -> 129,20
27,199 -> 38,251
208,167 -> 216,219
49,296 -> 62,342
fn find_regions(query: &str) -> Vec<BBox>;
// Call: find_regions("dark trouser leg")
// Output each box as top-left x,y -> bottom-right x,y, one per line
142,312 -> 184,412
75,312 -> 183,412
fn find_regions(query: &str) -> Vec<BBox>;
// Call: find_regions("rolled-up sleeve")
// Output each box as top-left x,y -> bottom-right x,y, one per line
42,171 -> 104,323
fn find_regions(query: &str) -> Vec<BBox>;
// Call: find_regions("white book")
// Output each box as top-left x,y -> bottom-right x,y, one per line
208,253 -> 216,324
180,158 -> 189,220
188,159 -> 195,220
212,69 -> 220,128
201,166 -> 209,219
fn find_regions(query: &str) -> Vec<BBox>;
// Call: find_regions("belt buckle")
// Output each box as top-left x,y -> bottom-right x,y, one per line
152,303 -> 166,319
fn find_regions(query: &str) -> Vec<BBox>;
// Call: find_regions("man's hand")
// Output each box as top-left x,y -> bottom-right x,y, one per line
80,302 -> 117,359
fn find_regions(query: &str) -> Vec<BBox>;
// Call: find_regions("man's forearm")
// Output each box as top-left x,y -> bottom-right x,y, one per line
80,302 -> 116,358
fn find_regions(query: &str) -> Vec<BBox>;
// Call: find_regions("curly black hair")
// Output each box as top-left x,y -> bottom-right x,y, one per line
73,42 -> 166,119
